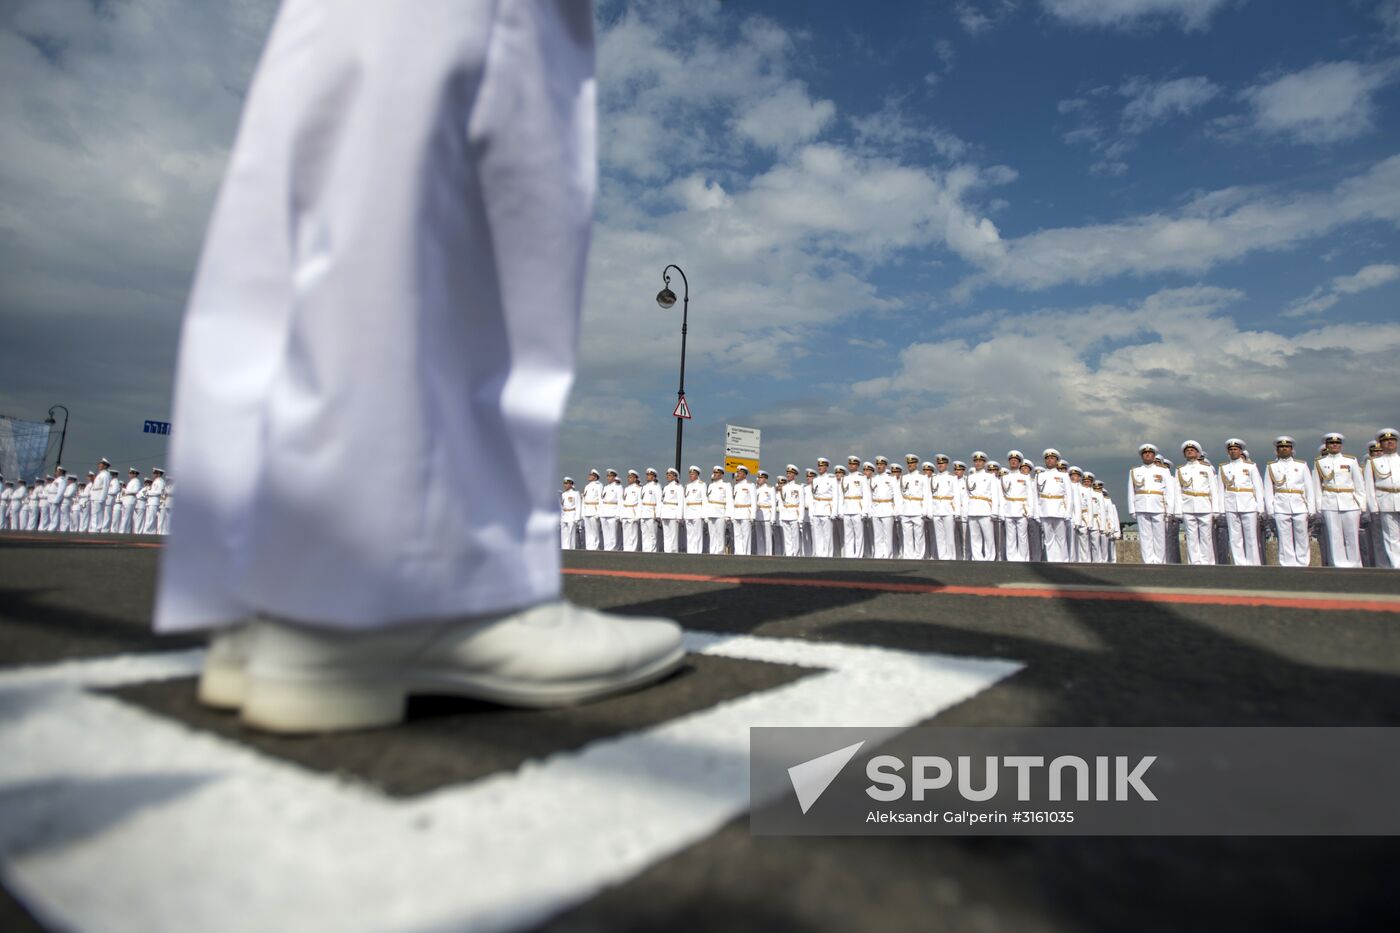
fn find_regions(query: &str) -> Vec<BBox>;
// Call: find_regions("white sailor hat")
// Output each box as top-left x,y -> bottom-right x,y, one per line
846,454 -> 861,463
834,464 -> 847,474
891,464 -> 903,472
1093,480 -> 1105,488
666,467 -> 679,475
734,464 -> 748,474
1371,440 -> 1383,450
758,470 -> 769,477
1181,440 -> 1201,452
1159,457 -> 1173,468
688,465 -> 701,474
1225,437 -> 1245,449
1323,431 -> 1344,443
905,453 -> 919,462
1042,448 -> 1060,458
1138,443 -> 1158,454
606,468 -> 618,476
875,455 -> 889,464
1034,465 -> 1046,473
935,453 -> 950,462
953,460 -> 967,468
128,467 -> 139,474
153,467 -> 164,474
862,461 -> 875,470
87,471 -> 96,477
805,468 -> 817,476
98,457 -> 110,465
563,476 -> 575,483
817,457 -> 830,465
785,463 -> 799,473
1378,428 -> 1399,441
712,465 -> 724,473
627,469 -> 639,477
1084,471 -> 1096,479
588,468 -> 600,477
1007,450 -> 1024,460
1274,436 -> 1294,446
971,450 -> 987,460
1068,465 -> 1083,474
56,466 -> 66,473
646,467 -> 658,475
921,461 -> 934,469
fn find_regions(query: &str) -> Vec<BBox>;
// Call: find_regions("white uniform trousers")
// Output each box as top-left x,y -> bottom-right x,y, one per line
1071,524 -> 1091,562
1181,514 -> 1216,565
870,517 -> 895,559
640,518 -> 657,553
583,517 -> 601,550
755,519 -> 772,556
809,516 -> 835,558
966,516 -> 995,561
684,518 -> 704,554
601,517 -> 620,551
706,518 -> 727,555
560,520 -> 578,549
621,519 -> 638,552
99,501 -> 113,533
928,516 -> 955,560
155,0 -> 598,631
660,519 -> 680,553
114,498 -> 136,534
1136,513 -> 1166,564
1320,511 -> 1363,568
159,504 -> 173,535
1002,516 -> 1029,562
141,503 -> 160,534
1224,512 -> 1260,565
781,520 -> 803,557
899,516 -> 925,560
1373,512 -> 1399,568
1039,518 -> 1069,562
841,516 -> 864,558
732,519 -> 753,556
1273,513 -> 1310,567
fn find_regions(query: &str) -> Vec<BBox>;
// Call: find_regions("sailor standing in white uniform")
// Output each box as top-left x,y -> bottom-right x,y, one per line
963,453 -> 1002,561
779,465 -> 806,557
143,468 -> 167,534
868,456 -> 901,559
599,469 -> 622,551
683,466 -> 707,553
559,477 -> 580,549
1219,439 -> 1264,565
705,466 -> 732,555
639,468 -> 661,553
115,469 -> 141,534
1128,444 -> 1176,564
620,470 -> 642,552
899,454 -> 930,559
1265,437 -> 1315,567
927,455 -> 960,560
840,457 -> 869,558
658,468 -> 684,553
1313,432 -> 1367,568
808,458 -> 840,558
754,470 -> 775,556
1176,441 -> 1220,565
730,465 -> 755,556
1000,452 -> 1035,562
1366,428 -> 1400,568
580,469 -> 603,550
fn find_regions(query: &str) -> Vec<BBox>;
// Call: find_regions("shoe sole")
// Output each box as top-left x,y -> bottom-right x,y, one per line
197,659 -> 247,711
239,644 -> 688,734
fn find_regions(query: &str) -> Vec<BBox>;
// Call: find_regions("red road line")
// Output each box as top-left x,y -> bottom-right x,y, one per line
0,534 -> 164,549
562,567 -> 1400,614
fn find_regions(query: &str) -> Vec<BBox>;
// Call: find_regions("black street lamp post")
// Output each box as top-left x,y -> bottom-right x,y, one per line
656,265 -> 690,476
45,405 -> 69,471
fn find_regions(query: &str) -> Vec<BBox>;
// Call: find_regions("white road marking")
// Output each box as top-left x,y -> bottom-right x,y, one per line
0,634 -> 1020,933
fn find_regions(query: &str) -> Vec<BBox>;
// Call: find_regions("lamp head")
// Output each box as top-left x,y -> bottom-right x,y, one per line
656,287 -> 677,310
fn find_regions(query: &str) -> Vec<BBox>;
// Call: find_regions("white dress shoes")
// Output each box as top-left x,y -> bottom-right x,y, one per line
202,601 -> 684,733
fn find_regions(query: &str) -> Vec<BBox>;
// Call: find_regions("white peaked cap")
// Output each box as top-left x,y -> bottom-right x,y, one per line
563,476 -> 575,483
834,465 -> 847,473
971,450 -> 987,459
758,470 -> 769,477
98,457 -> 110,465
953,460 -> 966,468
987,461 -> 1000,469
862,461 -> 875,469
646,467 -> 658,475
87,471 -> 95,476
712,465 -> 723,473
817,457 -> 830,465
1274,436 -> 1294,446
1160,457 -> 1174,467
806,468 -> 817,475
1042,448 -> 1060,458
734,464 -> 748,473
785,463 -> 798,472
688,465 -> 701,473
153,467 -> 164,474
666,467 -> 679,475
1323,431 -> 1344,442
1084,471 -> 1096,479
1069,465 -> 1083,473
606,468 -> 618,475
1007,450 -> 1024,459
588,468 -> 599,476
922,461 -> 934,468
627,469 -> 638,476
1377,427 -> 1398,440
905,453 -> 919,461
128,467 -> 139,473
875,455 -> 889,463
935,453 -> 950,461
1225,438 -> 1245,448
1138,443 -> 1158,454
846,454 -> 861,462
1181,440 -> 1201,452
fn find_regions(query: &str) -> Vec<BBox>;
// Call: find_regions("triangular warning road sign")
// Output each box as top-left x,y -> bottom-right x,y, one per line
672,396 -> 692,419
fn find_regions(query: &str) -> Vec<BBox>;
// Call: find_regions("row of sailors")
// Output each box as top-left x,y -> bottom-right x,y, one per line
0,459 -> 174,535
1130,431 -> 1400,569
558,451 -> 1121,563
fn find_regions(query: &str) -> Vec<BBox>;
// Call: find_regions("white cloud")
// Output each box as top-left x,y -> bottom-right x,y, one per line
1379,0 -> 1400,44
1240,60 -> 1397,145
1285,262 -> 1400,316
1120,75 -> 1221,131
1042,0 -> 1233,31
734,82 -> 836,151
962,154 -> 1400,292
954,1 -> 1019,35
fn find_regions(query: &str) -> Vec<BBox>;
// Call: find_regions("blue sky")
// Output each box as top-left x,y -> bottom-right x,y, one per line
2,0 -> 1398,484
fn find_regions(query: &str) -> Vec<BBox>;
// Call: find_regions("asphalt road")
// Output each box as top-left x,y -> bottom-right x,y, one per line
2,533 -> 1398,932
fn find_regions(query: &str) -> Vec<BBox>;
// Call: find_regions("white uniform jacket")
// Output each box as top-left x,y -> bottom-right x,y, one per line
1000,473 -> 1036,519
928,471 -> 962,517
1313,453 -> 1366,512
705,480 -> 732,519
639,481 -> 661,520
581,480 -> 602,518
808,474 -> 841,519
867,473 -> 902,518
1366,454 -> 1400,512
1264,459 -> 1315,516
841,474 -> 871,516
962,470 -> 1002,517
560,488 -> 580,521
899,473 -> 930,518
731,480 -> 756,520
621,483 -> 642,518
600,482 -> 622,518
658,481 -> 685,520
779,482 -> 806,522
1218,460 -> 1264,513
1127,465 -> 1177,515
683,480 -> 707,519
755,483 -> 776,522
1175,462 -> 1220,515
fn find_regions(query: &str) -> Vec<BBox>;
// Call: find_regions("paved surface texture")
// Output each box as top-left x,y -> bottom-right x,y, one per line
2,533 -> 1398,932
